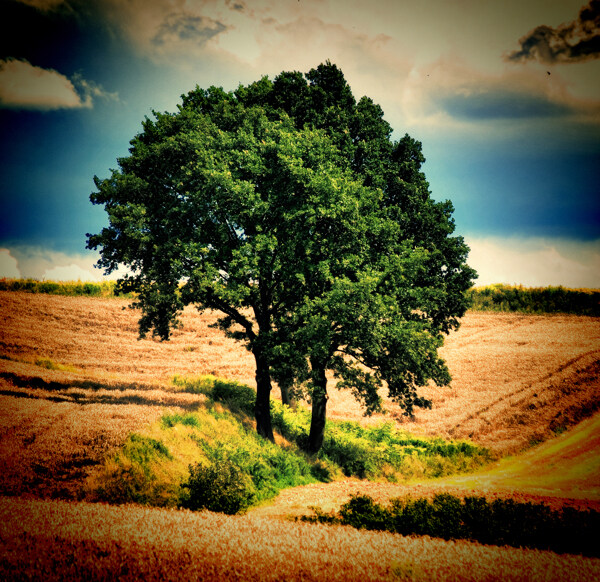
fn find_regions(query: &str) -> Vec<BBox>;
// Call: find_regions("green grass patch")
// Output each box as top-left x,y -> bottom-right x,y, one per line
302,493 -> 600,558
172,374 -> 491,482
34,357 -> 78,373
467,284 -> 600,316
87,376 -> 492,514
85,404 -> 318,512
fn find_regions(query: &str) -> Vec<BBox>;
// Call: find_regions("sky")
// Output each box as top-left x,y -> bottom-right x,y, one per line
0,0 -> 599,287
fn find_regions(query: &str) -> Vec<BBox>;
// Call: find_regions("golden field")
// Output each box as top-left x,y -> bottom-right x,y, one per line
1,290 -> 599,580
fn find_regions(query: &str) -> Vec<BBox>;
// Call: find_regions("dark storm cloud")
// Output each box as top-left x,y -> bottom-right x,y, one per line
226,0 -> 247,13
506,0 -> 600,64
152,12 -> 227,47
441,89 -> 572,121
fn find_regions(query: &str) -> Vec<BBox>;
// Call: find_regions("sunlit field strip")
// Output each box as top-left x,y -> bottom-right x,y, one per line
1,497 -> 599,582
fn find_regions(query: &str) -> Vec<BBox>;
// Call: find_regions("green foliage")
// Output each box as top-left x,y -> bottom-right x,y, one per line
90,380 -> 319,513
181,456 -> 256,515
89,433 -> 178,507
172,374 -> 258,415
87,61 -> 476,448
0,278 -> 132,298
89,376 -> 491,514
467,284 -> 600,316
34,357 -> 78,373
304,493 -> 600,558
186,375 -> 490,481
172,411 -> 316,503
318,421 -> 490,480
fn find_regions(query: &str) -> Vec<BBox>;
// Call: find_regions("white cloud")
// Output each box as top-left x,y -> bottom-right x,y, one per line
0,249 -> 21,279
43,263 -> 104,282
2,246 -> 116,281
0,58 -> 117,111
0,58 -> 86,110
466,236 -> 600,289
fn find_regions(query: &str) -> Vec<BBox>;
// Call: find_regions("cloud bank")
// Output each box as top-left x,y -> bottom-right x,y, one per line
0,58 -> 116,110
2,240 -> 599,289
403,58 -> 600,129
466,237 -> 600,288
506,0 -> 600,65
0,247 -> 105,281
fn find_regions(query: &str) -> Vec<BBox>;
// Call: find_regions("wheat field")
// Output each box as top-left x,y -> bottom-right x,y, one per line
1,290 -> 600,580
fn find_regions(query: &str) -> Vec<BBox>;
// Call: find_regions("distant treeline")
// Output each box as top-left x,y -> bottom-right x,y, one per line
1,278 -> 599,315
467,284 -> 600,316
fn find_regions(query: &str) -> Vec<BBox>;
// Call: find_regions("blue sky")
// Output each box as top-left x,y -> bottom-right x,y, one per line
1,0 -> 599,286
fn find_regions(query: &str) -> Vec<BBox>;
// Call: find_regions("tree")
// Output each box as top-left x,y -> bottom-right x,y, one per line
87,95 -> 370,441
87,62 -> 476,452
230,62 -> 476,451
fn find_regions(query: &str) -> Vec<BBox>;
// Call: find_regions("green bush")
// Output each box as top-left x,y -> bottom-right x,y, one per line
338,494 -> 392,531
161,406 -> 317,507
317,422 -> 490,481
181,457 -> 256,515
171,375 -> 257,415
212,379 -> 256,414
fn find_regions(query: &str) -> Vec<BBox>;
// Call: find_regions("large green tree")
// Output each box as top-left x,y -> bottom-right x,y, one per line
88,62 -> 476,451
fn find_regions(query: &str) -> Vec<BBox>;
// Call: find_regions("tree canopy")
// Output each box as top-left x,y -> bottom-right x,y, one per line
87,61 -> 476,451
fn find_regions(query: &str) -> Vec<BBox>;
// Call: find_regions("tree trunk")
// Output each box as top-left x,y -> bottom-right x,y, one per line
307,363 -> 328,454
253,347 -> 274,442
279,377 -> 296,408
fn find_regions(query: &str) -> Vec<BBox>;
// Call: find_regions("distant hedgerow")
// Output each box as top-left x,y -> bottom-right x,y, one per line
302,493 -> 600,558
467,284 -> 600,316
0,278 -> 133,298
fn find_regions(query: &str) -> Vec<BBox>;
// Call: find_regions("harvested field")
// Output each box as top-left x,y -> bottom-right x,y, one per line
2,292 -> 599,454
329,311 -> 600,454
1,290 -> 599,497
1,290 -> 599,579
0,291 -> 256,386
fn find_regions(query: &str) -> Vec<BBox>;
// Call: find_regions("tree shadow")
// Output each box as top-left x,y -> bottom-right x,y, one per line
0,371 -> 204,411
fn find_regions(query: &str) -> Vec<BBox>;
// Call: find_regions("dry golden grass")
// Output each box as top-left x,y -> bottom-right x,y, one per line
1,291 -> 599,492
0,291 -> 256,385
327,312 -> 600,454
2,292 -> 599,454
1,496 -> 599,582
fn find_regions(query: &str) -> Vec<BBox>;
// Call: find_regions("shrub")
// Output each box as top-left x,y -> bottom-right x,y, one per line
338,494 -> 392,531
318,422 -> 490,481
181,458 -> 256,515
212,379 -> 256,414
171,375 -> 256,414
